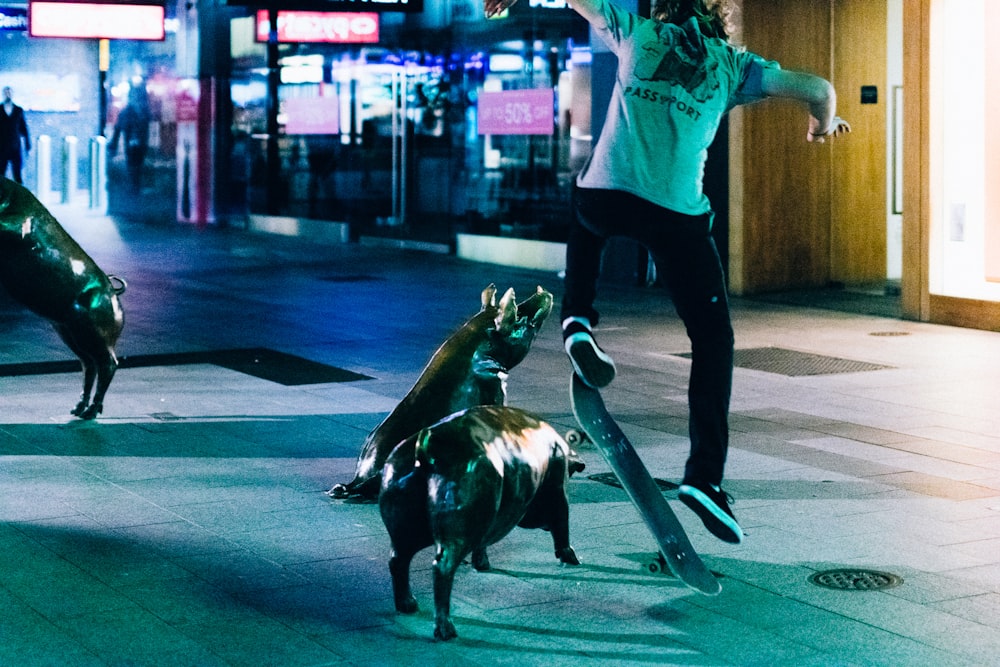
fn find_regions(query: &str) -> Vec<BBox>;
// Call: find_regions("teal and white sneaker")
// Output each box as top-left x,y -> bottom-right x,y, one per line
563,317 -> 616,389
678,482 -> 743,544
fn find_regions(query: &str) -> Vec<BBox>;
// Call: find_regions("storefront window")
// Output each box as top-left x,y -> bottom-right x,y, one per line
228,9 -> 590,245
929,0 -> 1000,300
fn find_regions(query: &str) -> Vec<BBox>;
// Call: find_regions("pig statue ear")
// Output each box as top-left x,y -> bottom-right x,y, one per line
481,283 -> 498,311
495,287 -> 517,332
529,286 -> 554,328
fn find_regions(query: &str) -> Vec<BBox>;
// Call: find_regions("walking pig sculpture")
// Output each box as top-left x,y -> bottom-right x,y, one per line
379,405 -> 580,641
329,284 -> 574,500
0,177 -> 126,419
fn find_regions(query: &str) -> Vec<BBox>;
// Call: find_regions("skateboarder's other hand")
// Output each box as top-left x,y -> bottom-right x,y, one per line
485,0 -> 518,17
808,116 -> 851,143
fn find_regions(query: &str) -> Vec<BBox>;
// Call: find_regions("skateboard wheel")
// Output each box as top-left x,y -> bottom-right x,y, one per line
648,561 -> 661,574
566,429 -> 583,446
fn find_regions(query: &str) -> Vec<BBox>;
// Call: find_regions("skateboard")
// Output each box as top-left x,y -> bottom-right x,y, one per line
570,374 -> 721,596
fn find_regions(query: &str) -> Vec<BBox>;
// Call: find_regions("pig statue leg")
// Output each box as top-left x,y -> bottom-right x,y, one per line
388,548 -> 419,614
61,280 -> 124,419
55,321 -> 120,420
432,543 -> 466,641
80,348 -> 118,420
382,500 -> 432,614
518,457 -> 581,566
68,345 -> 97,417
379,451 -> 434,615
542,486 -> 580,566
427,473 -> 498,640
470,547 -> 491,572
386,521 -> 432,615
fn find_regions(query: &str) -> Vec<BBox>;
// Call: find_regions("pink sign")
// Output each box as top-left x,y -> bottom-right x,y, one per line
478,89 -> 554,136
256,10 -> 378,44
284,96 -> 340,135
29,2 -> 165,40
175,92 -> 199,123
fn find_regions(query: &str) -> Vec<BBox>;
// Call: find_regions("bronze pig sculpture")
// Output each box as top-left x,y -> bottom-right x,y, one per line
329,284 -> 557,500
0,177 -> 126,419
379,404 -> 580,641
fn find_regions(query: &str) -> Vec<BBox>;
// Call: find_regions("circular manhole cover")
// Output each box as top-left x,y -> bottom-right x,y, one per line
809,569 -> 903,591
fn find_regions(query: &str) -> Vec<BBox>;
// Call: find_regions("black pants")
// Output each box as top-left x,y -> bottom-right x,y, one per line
125,145 -> 146,189
562,186 -> 734,487
1,151 -> 23,183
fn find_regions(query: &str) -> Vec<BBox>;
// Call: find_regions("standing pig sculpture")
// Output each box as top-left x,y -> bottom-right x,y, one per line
379,404 -> 580,641
0,178 -> 126,419
329,284 -> 561,500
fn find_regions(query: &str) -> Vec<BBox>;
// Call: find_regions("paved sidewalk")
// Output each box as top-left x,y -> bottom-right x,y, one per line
1,203 -> 999,666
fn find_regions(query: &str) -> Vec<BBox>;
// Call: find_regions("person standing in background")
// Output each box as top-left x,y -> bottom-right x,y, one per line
109,86 -> 151,190
0,86 -> 31,184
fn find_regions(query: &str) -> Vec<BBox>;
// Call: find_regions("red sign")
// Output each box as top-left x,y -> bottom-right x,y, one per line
256,10 -> 378,43
29,2 -> 165,40
478,89 -> 555,136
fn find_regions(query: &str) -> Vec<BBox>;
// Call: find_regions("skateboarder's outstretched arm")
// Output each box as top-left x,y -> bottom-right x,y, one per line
485,0 -> 607,26
759,68 -> 852,144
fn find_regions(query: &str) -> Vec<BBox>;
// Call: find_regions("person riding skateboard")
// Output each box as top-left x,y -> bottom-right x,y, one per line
485,0 -> 850,544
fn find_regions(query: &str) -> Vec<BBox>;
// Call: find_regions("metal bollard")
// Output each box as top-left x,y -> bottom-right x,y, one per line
89,136 -> 107,209
61,136 -> 79,204
35,134 -> 52,204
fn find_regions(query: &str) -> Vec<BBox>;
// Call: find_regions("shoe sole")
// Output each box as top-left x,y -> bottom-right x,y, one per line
565,334 -> 616,389
678,485 -> 743,544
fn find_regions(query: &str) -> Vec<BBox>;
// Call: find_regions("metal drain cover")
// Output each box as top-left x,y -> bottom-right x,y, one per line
676,347 -> 892,376
588,472 -> 678,492
809,569 -> 903,591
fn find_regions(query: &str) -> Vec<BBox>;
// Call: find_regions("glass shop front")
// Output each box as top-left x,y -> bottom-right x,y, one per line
225,2 -> 589,245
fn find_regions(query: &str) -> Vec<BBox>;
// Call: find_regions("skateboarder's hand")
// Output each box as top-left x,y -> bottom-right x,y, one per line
808,116 -> 851,143
485,0 -> 518,17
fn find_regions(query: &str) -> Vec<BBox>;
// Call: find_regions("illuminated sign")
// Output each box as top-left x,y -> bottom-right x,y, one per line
478,89 -> 554,136
284,96 -> 339,135
256,10 -> 378,44
0,6 -> 28,31
29,2 -> 165,40
231,0 -> 421,14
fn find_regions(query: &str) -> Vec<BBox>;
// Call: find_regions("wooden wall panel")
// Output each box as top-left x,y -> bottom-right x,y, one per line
901,0 -> 929,320
831,0 -> 888,284
734,0 -> 833,292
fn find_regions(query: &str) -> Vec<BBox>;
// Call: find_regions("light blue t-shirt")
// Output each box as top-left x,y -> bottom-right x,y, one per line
578,9 -> 776,216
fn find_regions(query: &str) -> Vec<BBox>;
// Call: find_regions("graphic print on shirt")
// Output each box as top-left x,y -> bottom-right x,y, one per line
633,23 -> 720,104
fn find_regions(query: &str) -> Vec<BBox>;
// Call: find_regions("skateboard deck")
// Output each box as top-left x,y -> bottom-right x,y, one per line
570,374 -> 721,596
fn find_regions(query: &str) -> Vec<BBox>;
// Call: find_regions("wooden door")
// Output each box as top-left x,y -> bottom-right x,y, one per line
831,0 -> 888,285
731,0 -> 888,292
732,0 -> 833,293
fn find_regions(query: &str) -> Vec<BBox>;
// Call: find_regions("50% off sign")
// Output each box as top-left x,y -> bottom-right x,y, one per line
477,89 -> 555,135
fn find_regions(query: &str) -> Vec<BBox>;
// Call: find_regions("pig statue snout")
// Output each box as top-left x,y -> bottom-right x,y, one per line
0,177 -> 125,419
379,405 -> 580,641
